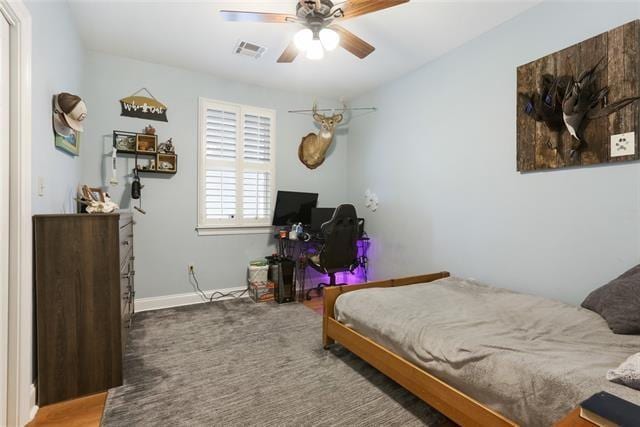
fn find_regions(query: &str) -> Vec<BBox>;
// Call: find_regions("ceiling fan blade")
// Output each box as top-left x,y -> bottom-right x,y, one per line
219,10 -> 297,24
277,41 -> 299,63
330,24 -> 375,59
335,0 -> 409,20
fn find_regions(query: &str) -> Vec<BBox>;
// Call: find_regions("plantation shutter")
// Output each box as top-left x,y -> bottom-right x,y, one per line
242,111 -> 273,220
205,170 -> 236,219
199,99 -> 276,229
243,113 -> 271,163
205,108 -> 237,160
243,171 -> 271,219
203,102 -> 239,222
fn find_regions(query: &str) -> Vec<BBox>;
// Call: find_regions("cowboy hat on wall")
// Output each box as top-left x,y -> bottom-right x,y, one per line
52,92 -> 87,156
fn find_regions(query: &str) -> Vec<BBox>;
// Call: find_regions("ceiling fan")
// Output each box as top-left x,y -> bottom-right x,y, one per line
220,0 -> 409,62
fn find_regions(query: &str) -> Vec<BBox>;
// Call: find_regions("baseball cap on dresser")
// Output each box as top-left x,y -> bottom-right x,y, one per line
55,92 -> 87,132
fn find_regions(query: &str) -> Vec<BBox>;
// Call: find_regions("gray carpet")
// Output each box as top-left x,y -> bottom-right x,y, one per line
102,299 -> 446,426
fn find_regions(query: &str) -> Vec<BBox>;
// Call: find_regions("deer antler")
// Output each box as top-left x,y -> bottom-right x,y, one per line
312,101 -> 323,122
331,101 -> 347,124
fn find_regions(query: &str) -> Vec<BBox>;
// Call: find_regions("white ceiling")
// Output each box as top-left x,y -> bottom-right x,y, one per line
68,0 -> 538,99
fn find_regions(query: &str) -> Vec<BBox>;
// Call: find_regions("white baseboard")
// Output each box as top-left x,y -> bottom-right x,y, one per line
135,286 -> 248,312
28,383 -> 37,422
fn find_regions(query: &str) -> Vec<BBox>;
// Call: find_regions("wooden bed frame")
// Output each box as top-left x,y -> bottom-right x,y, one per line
322,272 -> 598,426
322,272 -> 519,427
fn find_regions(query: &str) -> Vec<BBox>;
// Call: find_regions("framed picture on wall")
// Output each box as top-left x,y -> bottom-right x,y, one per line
54,130 -> 80,156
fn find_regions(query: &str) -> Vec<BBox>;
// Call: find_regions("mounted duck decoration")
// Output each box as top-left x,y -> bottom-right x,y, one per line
120,88 -> 168,122
517,20 -> 640,171
298,102 -> 345,169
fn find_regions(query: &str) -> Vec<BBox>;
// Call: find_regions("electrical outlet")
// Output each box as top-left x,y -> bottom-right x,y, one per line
610,132 -> 635,157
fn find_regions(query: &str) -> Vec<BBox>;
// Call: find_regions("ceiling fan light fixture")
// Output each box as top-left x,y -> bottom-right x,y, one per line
319,28 -> 340,51
306,38 -> 324,60
294,28 -> 313,51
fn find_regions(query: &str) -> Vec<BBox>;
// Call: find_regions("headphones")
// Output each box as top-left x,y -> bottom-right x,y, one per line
131,168 -> 141,200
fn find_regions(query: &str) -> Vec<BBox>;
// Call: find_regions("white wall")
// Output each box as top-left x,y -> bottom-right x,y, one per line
347,1 -> 640,304
81,51 -> 348,298
28,0 -> 84,214
31,1 -> 640,304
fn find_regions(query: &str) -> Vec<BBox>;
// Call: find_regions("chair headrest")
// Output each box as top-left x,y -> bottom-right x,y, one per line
332,204 -> 357,220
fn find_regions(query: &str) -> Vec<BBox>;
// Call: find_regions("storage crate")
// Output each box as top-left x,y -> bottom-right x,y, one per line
249,281 -> 274,303
248,265 -> 269,283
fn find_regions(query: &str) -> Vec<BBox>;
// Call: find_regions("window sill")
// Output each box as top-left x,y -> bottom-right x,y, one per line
196,225 -> 273,236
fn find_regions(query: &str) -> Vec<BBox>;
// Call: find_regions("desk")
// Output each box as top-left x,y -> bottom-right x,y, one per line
275,233 -> 370,301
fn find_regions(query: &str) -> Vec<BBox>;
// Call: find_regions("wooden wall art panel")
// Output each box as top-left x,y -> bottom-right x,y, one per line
517,20 -> 640,172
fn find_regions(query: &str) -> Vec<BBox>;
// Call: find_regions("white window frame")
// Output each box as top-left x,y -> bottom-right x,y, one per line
197,97 -> 276,236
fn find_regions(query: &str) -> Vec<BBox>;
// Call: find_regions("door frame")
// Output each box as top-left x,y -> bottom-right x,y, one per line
0,1 -> 32,425
0,8 -> 10,427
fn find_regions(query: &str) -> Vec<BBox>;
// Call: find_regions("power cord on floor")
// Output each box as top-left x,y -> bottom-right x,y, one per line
188,266 -> 248,302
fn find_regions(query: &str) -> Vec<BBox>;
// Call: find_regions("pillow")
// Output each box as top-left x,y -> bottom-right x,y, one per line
607,352 -> 640,390
581,264 -> 640,334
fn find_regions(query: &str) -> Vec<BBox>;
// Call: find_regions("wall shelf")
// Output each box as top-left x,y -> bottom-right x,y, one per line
113,130 -> 177,175
115,149 -> 157,156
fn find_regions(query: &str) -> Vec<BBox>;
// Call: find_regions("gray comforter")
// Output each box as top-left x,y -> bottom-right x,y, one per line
334,277 -> 640,426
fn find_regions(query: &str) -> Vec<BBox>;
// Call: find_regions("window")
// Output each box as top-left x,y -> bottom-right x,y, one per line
198,98 -> 276,235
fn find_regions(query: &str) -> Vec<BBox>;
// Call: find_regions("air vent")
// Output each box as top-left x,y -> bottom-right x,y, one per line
234,41 -> 267,59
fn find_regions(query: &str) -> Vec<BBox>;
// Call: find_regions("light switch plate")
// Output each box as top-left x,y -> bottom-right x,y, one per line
610,132 -> 635,157
37,176 -> 45,197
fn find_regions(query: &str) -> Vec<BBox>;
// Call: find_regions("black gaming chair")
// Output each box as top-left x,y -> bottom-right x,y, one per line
305,204 -> 359,300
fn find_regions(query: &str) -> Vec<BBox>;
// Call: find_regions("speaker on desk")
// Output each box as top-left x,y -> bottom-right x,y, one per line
268,258 -> 295,304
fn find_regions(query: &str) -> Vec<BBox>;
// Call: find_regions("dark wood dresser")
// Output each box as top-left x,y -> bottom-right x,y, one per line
33,213 -> 135,405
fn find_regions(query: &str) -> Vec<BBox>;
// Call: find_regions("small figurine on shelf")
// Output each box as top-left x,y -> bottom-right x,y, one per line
158,137 -> 174,154
159,161 -> 173,170
137,158 -> 155,171
144,124 -> 156,135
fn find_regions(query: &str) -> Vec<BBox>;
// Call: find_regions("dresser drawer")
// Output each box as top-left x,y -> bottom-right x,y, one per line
122,291 -> 132,319
120,247 -> 133,273
118,213 -> 134,352
119,224 -> 133,245
119,235 -> 133,265
120,268 -> 134,302
119,214 -> 133,231
120,272 -> 134,351
119,215 -> 133,263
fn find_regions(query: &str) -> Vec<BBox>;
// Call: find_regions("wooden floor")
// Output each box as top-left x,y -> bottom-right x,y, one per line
27,297 -> 324,426
302,294 -> 323,314
28,392 -> 106,427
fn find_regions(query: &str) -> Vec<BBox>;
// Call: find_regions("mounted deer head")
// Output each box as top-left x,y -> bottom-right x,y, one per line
298,102 -> 346,169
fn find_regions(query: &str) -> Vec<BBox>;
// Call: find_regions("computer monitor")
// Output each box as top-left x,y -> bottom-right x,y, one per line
272,191 -> 319,226
310,207 -> 335,232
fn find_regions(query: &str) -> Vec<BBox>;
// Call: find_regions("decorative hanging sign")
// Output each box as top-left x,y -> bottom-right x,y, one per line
119,88 -> 168,122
